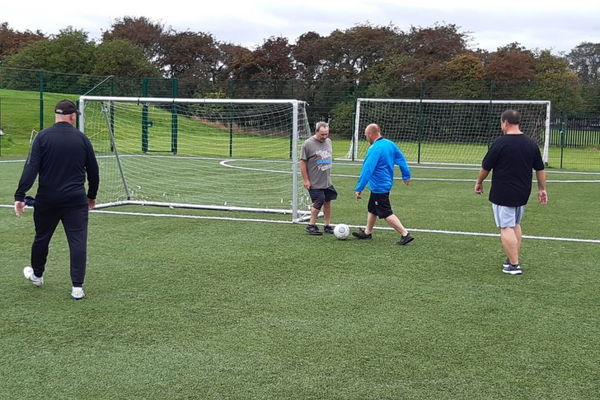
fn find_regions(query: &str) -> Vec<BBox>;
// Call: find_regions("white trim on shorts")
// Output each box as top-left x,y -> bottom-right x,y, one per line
492,203 -> 526,228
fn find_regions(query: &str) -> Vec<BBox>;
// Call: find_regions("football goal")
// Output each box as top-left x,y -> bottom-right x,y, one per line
79,96 -> 312,221
347,98 -> 551,165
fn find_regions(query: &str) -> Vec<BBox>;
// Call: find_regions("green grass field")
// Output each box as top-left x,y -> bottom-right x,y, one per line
1,88 -> 599,398
1,154 -> 599,399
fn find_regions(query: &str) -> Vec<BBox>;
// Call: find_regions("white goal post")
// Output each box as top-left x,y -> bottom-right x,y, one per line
79,96 -> 313,222
348,98 -> 551,165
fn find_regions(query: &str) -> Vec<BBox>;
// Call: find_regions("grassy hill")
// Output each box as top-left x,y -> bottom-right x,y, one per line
0,88 -> 78,156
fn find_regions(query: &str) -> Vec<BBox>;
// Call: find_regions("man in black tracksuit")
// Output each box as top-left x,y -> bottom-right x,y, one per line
15,99 -> 99,299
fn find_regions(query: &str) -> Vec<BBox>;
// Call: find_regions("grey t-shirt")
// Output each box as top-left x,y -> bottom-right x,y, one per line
300,136 -> 333,189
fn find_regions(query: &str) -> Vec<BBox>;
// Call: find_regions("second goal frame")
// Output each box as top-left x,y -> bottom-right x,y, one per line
351,98 -> 551,165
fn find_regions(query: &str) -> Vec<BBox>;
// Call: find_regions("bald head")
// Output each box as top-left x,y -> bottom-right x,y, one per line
364,123 -> 382,144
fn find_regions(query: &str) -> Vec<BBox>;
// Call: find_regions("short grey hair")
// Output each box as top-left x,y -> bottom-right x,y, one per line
315,121 -> 329,133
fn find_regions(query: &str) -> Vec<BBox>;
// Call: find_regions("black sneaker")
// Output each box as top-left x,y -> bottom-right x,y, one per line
502,264 -> 523,275
503,258 -> 522,271
352,229 -> 372,239
305,224 -> 323,236
323,225 -> 334,234
397,233 -> 414,246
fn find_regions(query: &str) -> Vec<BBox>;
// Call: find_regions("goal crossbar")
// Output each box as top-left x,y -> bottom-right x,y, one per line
351,98 -> 551,165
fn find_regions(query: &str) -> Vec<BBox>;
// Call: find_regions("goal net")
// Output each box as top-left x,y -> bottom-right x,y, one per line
347,98 -> 551,165
79,96 -> 312,221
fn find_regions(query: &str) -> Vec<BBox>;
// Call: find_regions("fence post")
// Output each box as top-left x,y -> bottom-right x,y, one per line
171,78 -> 179,154
559,113 -> 566,169
487,81 -> 497,149
0,97 -> 3,156
39,71 -> 45,131
416,83 -> 425,164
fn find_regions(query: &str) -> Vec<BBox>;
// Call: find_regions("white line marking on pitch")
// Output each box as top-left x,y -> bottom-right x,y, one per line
2,205 -> 598,243
218,160 -> 600,183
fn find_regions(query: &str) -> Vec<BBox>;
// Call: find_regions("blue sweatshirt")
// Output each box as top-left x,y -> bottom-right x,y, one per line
354,138 -> 411,193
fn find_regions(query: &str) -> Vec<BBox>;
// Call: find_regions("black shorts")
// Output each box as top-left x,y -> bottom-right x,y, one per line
308,186 -> 338,210
368,192 -> 393,219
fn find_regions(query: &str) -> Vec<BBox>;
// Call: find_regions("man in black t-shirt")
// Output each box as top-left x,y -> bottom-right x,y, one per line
474,109 -> 548,275
15,99 -> 99,299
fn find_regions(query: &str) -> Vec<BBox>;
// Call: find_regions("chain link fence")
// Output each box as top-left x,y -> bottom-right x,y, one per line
0,66 -> 598,170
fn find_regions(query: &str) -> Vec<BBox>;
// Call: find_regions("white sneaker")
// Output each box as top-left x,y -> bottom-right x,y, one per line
71,286 -> 85,300
23,266 -> 44,287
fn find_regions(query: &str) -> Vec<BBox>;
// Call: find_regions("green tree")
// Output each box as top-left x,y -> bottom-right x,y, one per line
329,100 -> 355,138
322,24 -> 401,81
567,42 -> 600,112
362,23 -> 471,97
526,50 -> 585,113
441,53 -> 487,98
363,53 -> 423,96
567,42 -> 600,84
93,39 -> 161,78
292,31 -> 326,84
4,27 -> 95,74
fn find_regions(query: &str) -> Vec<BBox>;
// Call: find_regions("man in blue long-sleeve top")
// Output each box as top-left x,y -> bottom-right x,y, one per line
14,99 -> 99,300
353,123 -> 414,245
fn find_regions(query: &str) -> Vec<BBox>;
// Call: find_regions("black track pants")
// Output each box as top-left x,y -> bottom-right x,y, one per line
31,202 -> 89,286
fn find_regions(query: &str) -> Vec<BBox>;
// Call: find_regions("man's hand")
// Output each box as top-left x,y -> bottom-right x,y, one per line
354,191 -> 362,200
538,189 -> 548,205
14,201 -> 25,216
303,180 -> 311,190
474,182 -> 484,195
475,169 -> 489,195
88,199 -> 96,210
403,179 -> 411,185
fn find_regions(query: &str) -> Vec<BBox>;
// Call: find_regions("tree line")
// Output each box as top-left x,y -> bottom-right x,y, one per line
1,17 -> 599,128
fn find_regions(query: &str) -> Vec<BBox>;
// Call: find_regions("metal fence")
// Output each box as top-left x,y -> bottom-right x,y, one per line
0,66 -> 598,170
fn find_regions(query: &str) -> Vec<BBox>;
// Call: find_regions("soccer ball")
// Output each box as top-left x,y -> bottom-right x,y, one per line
333,224 -> 350,240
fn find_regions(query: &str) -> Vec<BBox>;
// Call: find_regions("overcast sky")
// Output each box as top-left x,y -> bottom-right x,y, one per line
2,0 -> 599,54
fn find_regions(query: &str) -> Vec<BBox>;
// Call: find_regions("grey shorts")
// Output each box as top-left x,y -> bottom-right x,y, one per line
492,203 -> 526,228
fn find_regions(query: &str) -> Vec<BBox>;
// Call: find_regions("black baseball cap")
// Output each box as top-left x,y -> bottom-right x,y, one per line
55,99 -> 80,115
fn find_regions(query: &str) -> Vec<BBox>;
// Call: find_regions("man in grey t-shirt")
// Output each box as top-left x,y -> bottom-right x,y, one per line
300,121 -> 337,235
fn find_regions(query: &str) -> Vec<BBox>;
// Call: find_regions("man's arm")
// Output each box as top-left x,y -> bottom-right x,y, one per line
85,139 -> 100,201
299,160 -> 310,189
536,169 -> 548,204
474,168 -> 490,194
394,147 -> 411,181
393,148 -> 411,185
15,137 -> 42,202
353,149 -> 378,192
